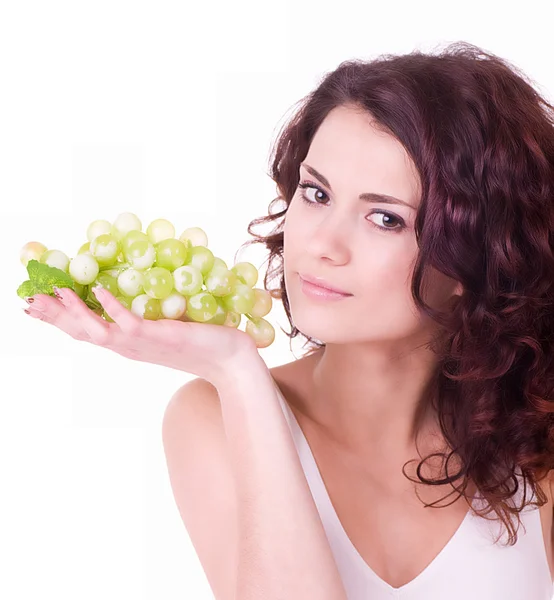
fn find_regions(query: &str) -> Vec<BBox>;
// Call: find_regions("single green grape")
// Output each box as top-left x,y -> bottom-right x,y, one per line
154,238 -> 190,270
245,317 -> 275,348
222,283 -> 256,314
122,230 -> 149,254
248,288 -> 272,318
20,241 -> 48,266
179,226 -> 208,247
40,249 -> 70,273
69,254 -> 100,285
90,234 -> 120,267
185,246 -> 214,276
131,294 -> 162,320
223,311 -> 241,329
86,219 -> 112,243
173,265 -> 203,295
143,267 -> 174,299
146,218 -> 175,244
126,240 -> 156,270
185,291 -> 218,322
117,268 -> 145,297
204,297 -> 228,326
212,257 -> 228,270
160,291 -> 187,319
111,212 -> 142,241
92,273 -> 119,299
231,262 -> 258,287
204,267 -> 237,297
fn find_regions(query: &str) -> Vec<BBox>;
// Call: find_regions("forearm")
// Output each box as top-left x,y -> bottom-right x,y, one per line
215,353 -> 348,600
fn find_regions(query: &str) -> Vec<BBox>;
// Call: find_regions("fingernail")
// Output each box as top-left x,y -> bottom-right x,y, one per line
53,287 -> 62,299
25,297 -> 34,304
23,308 -> 31,315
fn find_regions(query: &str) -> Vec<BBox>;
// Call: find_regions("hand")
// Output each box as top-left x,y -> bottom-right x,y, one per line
24,286 -> 260,387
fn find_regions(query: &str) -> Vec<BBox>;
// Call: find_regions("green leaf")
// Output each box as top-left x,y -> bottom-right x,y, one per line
17,280 -> 36,299
17,259 -> 76,299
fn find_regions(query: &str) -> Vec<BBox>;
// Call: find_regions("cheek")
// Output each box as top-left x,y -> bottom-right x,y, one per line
354,255 -> 423,324
282,202 -> 307,259
362,250 -> 413,293
282,212 -> 299,281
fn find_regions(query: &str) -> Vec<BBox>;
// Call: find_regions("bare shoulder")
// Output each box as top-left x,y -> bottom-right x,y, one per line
162,378 -> 237,600
163,377 -> 221,424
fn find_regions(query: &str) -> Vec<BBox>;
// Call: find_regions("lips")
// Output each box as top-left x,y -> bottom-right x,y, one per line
298,273 -> 352,296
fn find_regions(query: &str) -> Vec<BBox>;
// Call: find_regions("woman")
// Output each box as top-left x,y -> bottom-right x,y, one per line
27,41 -> 554,599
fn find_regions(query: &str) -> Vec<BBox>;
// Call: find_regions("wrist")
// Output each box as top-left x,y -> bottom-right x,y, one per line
213,345 -> 269,389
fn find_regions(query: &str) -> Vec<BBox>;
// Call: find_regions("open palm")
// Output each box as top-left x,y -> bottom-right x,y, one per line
24,286 -> 259,386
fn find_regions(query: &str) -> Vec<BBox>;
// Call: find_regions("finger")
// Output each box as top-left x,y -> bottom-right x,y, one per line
26,293 -> 71,324
26,292 -> 63,314
24,295 -> 91,342
54,286 -> 113,345
92,286 -> 143,335
25,306 -> 49,321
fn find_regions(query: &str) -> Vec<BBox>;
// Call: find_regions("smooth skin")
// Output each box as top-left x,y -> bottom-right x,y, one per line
23,285 -> 258,387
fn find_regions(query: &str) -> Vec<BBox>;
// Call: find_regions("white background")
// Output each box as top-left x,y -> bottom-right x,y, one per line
2,1 -> 553,599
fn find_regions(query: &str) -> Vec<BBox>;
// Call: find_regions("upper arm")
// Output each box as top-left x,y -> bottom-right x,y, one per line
162,377 -> 238,600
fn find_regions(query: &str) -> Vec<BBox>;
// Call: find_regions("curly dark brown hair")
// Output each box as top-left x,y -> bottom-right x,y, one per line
235,41 -> 554,546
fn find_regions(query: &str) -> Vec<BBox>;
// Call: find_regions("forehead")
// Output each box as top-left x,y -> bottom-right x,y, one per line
304,105 -> 421,205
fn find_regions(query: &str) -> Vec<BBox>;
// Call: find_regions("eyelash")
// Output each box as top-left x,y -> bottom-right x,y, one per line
297,180 -> 406,233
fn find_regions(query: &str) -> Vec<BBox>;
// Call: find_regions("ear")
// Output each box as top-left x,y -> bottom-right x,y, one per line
445,281 -> 463,311
453,281 -> 464,298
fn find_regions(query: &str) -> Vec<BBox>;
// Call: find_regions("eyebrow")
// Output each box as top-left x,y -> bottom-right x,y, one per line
300,163 -> 416,210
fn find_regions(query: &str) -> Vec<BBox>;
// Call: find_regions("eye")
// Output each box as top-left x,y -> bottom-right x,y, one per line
297,181 -> 406,233
298,182 -> 329,205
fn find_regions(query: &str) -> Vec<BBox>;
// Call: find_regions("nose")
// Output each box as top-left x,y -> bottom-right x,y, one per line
303,212 -> 353,263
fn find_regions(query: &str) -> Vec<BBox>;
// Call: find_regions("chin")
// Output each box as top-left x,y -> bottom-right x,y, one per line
292,317 -> 345,345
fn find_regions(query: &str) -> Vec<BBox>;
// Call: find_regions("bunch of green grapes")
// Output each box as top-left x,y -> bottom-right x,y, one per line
19,212 -> 275,348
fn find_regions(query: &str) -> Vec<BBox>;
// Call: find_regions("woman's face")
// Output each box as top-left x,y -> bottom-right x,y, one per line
283,104 -> 462,346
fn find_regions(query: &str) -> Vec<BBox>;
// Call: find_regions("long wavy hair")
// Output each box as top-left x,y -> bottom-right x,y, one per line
235,41 -> 554,545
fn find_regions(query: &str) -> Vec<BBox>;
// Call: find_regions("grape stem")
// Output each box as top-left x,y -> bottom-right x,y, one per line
99,262 -> 131,272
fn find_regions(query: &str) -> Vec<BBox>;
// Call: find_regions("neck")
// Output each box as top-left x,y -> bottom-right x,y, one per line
304,343 -> 444,458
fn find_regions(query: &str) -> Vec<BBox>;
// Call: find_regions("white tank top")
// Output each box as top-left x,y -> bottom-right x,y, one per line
272,379 -> 554,599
